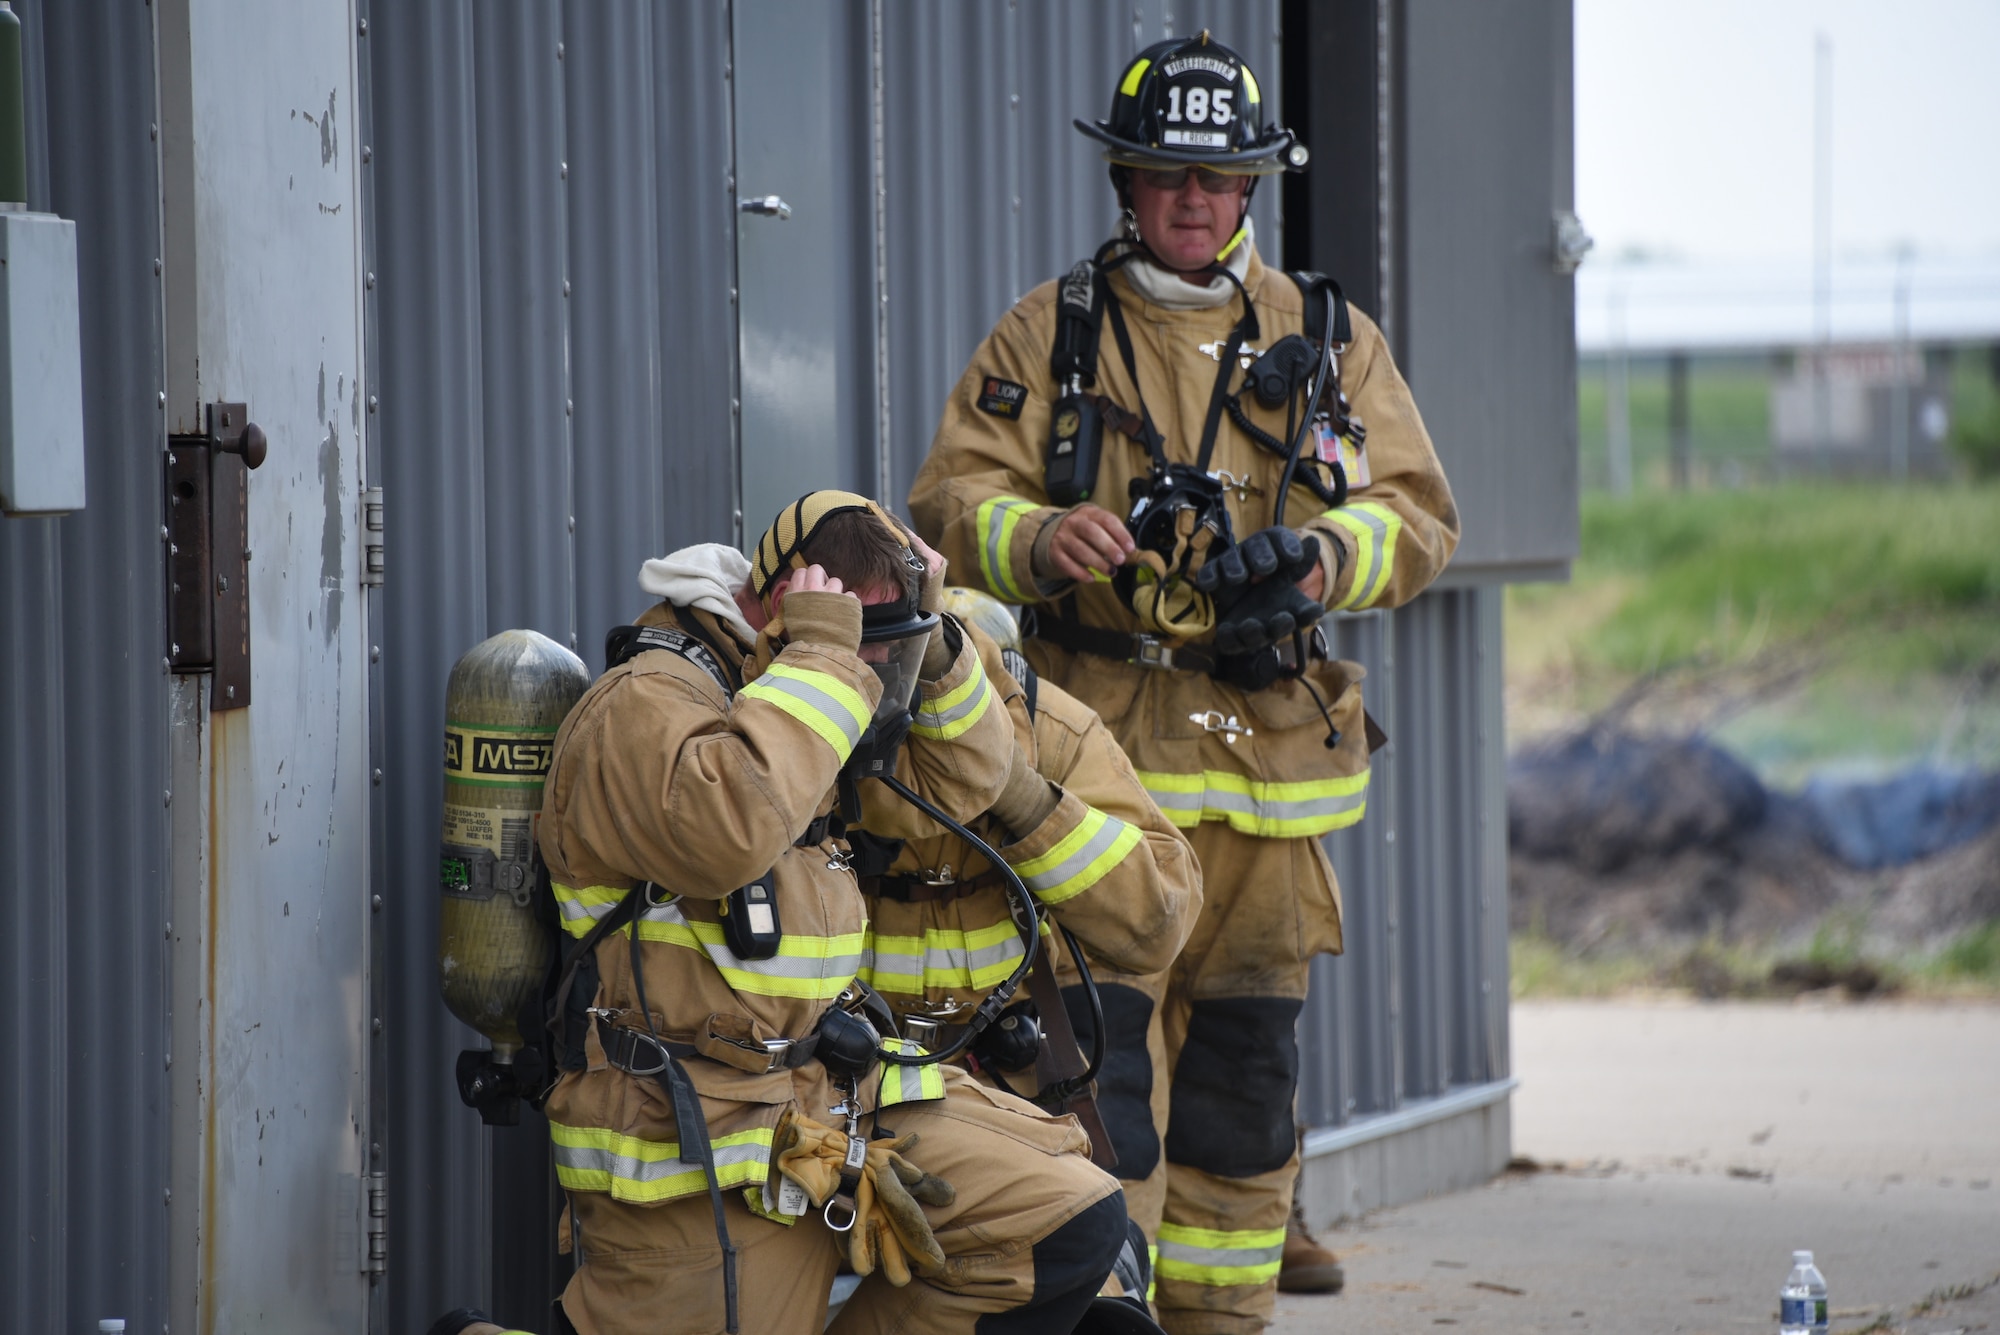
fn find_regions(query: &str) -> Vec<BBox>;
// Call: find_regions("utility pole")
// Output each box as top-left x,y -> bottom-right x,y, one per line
1607,286 -> 1632,495
1668,351 -> 1691,490
1890,248 -> 1912,483
1812,32 -> 1833,472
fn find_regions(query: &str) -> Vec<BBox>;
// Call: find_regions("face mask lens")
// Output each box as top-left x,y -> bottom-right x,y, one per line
857,609 -> 938,726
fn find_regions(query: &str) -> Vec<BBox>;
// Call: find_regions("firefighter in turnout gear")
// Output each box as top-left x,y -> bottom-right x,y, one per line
909,35 -> 1460,1334
852,585 -> 1202,1278
537,492 -> 1126,1335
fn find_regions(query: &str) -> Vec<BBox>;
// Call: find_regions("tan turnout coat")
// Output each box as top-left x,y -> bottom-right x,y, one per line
910,244 -> 1461,880
537,597 -> 1011,1208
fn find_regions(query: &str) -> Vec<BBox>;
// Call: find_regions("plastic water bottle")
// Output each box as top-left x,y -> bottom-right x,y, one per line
1780,1250 -> 1828,1335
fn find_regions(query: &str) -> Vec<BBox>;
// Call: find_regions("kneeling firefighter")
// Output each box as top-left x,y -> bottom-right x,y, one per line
849,585 -> 1200,1305
910,33 -> 1461,1333
524,491 -> 1130,1335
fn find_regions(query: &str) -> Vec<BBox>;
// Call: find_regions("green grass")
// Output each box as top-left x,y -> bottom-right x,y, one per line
1572,485 -> 2000,671
1509,928 -> 2000,1001
1507,481 -> 2000,777
1928,922 -> 2000,983
1508,933 -> 1659,998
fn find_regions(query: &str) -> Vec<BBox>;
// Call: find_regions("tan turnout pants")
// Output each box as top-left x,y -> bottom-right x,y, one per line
1154,823 -> 1340,1335
560,1072 -> 1122,1335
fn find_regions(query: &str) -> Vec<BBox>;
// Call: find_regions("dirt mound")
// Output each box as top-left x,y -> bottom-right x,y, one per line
1507,729 -> 1999,954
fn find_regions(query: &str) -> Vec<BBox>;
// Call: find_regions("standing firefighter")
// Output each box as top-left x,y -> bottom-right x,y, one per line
909,34 -> 1460,1335
537,492 -> 1126,1335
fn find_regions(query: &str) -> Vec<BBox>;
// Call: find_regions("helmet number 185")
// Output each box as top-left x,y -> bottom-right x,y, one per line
1165,86 -> 1233,125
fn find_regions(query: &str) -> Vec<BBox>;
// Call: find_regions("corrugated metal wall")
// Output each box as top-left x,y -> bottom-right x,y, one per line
361,2 -> 742,1327
1299,591 -> 1510,1127
0,3 -> 170,1332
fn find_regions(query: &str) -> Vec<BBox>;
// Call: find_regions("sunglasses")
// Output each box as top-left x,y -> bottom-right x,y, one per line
1135,165 -> 1251,195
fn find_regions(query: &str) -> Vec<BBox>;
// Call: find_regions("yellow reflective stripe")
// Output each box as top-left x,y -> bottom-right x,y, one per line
1135,768 -> 1369,837
975,495 -> 1037,604
551,882 -> 632,939
877,1039 -> 947,1106
1148,1243 -> 1159,1302
858,920 -> 1026,995
910,655 -> 993,741
1155,1222 -> 1286,1287
549,1122 -> 773,1205
1120,57 -> 1152,97
740,663 -> 871,759
1011,807 -> 1143,905
633,902 -> 864,1000
1240,64 -> 1260,105
1323,501 -> 1403,611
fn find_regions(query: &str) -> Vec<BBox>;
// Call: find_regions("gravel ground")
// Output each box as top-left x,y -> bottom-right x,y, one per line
1271,999 -> 2000,1334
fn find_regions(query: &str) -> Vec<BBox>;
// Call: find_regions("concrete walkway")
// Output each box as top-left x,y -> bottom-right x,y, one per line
1274,999 -> 2000,1333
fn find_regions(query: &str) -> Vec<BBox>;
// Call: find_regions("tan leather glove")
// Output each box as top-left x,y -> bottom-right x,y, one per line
987,743 -> 1059,839
775,589 -> 864,652
771,1109 -> 955,1286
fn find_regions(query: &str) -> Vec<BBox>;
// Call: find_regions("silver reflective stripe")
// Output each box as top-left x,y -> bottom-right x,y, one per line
1157,1238 -> 1285,1270
1342,504 -> 1391,605
748,672 -> 867,748
984,499 -> 1032,598
1143,785 -> 1203,821
557,895 -> 604,928
915,673 -> 989,732
552,1136 -> 770,1186
1203,786 -> 1364,824
859,932 -> 1026,986
653,903 -> 865,981
1020,813 -> 1133,897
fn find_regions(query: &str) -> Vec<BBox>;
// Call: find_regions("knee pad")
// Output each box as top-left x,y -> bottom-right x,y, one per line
974,1191 -> 1128,1334
1165,996 -> 1302,1178
1064,982 -> 1160,1182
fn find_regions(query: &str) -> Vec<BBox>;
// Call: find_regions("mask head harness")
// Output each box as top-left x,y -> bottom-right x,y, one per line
751,490 -> 939,801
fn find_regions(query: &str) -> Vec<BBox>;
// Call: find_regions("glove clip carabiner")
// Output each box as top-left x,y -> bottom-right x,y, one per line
823,1132 -> 869,1233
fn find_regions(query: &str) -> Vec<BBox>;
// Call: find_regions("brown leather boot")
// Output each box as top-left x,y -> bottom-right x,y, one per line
1277,1198 -> 1345,1294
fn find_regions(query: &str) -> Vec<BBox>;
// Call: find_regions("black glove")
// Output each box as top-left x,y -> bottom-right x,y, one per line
1213,572 -> 1325,655
1194,525 -> 1311,600
1202,527 -> 1325,655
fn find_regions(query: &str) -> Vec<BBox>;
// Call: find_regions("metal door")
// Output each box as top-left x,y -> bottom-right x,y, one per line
159,2 -> 375,1331
731,0 -> 882,536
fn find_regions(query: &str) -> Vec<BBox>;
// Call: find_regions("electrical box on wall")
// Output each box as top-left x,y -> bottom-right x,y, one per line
0,210 -> 86,516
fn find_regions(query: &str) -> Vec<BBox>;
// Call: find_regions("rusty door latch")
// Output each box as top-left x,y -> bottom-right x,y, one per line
166,401 -> 265,710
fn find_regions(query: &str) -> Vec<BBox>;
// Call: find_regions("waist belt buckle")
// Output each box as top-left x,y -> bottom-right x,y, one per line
612,1028 -> 671,1078
761,1037 -> 798,1074
1131,635 -> 1176,671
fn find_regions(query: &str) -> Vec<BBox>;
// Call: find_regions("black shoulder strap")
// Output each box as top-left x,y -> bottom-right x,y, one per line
1289,270 -> 1353,346
1000,646 -> 1038,723
1050,258 -> 1104,389
604,621 -> 736,697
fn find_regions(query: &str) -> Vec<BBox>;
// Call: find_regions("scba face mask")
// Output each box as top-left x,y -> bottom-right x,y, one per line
846,601 -> 940,780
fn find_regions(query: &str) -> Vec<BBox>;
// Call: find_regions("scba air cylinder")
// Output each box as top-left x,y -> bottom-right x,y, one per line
438,629 -> 589,1123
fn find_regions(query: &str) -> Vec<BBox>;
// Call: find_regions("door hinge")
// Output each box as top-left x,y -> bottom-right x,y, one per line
166,401 -> 266,710
363,1170 -> 388,1275
361,486 -> 384,586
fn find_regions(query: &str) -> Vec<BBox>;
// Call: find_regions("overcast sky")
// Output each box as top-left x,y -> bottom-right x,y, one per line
1575,0 -> 2000,265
